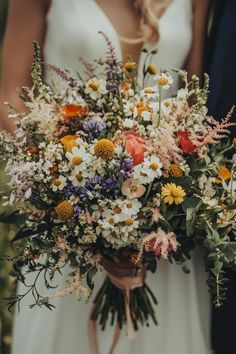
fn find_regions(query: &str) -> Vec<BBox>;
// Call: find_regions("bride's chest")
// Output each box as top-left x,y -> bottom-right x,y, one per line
44,0 -> 192,82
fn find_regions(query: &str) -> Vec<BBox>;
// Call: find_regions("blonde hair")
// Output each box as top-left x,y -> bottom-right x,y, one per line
120,0 -> 173,44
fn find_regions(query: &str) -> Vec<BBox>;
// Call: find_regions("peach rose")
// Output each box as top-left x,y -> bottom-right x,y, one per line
124,130 -> 146,166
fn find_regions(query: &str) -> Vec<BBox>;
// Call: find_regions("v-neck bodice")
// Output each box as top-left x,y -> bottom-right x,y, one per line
44,0 -> 192,91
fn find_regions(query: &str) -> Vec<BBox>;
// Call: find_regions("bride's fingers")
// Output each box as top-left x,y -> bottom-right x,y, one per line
100,258 -> 141,277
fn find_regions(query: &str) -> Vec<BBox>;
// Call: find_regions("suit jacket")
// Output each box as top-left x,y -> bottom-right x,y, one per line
206,0 -> 236,138
206,4 -> 236,354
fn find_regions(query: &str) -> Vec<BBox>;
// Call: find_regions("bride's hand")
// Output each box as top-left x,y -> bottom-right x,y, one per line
100,257 -> 143,278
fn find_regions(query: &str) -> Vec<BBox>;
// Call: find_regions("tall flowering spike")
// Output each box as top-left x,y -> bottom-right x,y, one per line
98,31 -> 123,94
31,41 -> 43,89
31,41 -> 50,94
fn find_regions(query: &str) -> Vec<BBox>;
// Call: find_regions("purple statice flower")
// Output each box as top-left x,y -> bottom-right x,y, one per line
66,185 -> 89,200
73,205 -> 82,218
65,184 -> 89,200
101,176 -> 118,194
77,187 -> 90,200
83,120 -> 106,137
65,185 -> 80,199
85,175 -> 103,191
122,158 -> 133,173
86,175 -> 118,197
106,82 -> 118,94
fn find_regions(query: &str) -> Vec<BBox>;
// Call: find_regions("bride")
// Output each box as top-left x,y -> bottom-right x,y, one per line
0,0 -> 211,353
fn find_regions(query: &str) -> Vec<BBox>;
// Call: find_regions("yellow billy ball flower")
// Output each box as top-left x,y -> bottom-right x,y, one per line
55,201 -> 74,220
94,139 -> 115,159
147,64 -> 157,75
169,164 -> 184,177
162,183 -> 186,205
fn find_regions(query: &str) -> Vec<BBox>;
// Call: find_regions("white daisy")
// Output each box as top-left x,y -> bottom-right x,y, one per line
66,146 -> 91,172
119,217 -> 139,235
85,78 -> 107,100
133,156 -> 162,184
51,175 -> 67,192
148,101 -> 159,114
97,220 -> 139,248
140,86 -> 159,100
161,98 -> 174,116
154,72 -> 173,90
122,198 -> 142,216
123,100 -> 137,117
91,203 -> 106,219
144,156 -> 163,178
68,170 -> 90,187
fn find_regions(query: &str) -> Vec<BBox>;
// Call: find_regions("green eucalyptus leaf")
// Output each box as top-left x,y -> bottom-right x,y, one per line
183,197 -> 203,236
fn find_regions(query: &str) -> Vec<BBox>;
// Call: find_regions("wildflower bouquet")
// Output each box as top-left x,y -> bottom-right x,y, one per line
0,37 -> 236,344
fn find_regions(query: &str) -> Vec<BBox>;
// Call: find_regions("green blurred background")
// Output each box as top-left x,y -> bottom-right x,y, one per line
0,2 -> 17,354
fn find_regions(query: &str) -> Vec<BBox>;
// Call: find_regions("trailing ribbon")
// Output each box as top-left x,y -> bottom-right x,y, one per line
88,265 -> 146,354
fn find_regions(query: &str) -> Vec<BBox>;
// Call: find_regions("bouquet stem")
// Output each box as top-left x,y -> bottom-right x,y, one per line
90,276 -> 158,332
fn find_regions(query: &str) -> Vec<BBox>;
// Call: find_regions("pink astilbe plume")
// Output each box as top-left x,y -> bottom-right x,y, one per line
151,122 -> 183,172
144,228 -> 179,259
191,108 -> 236,158
47,272 -> 91,302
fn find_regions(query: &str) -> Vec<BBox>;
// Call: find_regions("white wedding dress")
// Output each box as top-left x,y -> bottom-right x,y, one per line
12,0 -> 211,353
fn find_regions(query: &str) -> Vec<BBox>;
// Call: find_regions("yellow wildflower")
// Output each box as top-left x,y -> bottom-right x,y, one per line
162,183 -> 186,205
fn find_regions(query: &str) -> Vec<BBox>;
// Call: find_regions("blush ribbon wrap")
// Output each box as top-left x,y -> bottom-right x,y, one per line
88,266 -> 146,354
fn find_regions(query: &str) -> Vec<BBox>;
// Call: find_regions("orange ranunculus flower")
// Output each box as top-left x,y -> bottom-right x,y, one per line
136,102 -> 148,116
61,104 -> 87,118
124,130 -> 146,166
60,135 -> 78,152
215,165 -> 232,184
